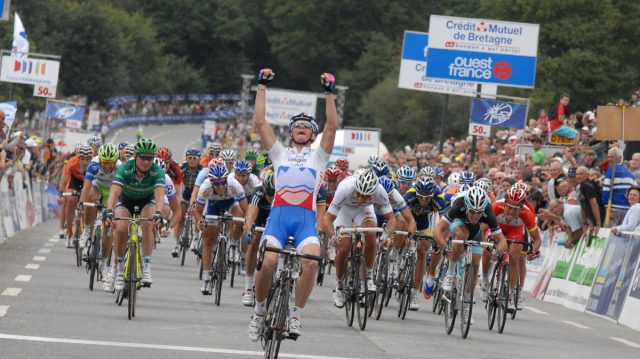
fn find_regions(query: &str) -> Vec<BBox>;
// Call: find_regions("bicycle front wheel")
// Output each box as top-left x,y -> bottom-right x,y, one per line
354,255 -> 368,331
374,251 -> 388,320
487,264 -> 499,330
265,281 -> 289,358
229,246 -> 236,288
214,240 -> 226,306
127,246 -> 137,320
432,259 -> 447,314
460,263 -> 474,339
399,258 -> 415,320
497,265 -> 510,334
74,233 -> 82,267
444,287 -> 457,335
344,259 -> 355,327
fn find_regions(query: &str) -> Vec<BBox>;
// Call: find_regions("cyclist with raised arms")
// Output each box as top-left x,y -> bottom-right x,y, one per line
59,144 -> 93,248
79,143 -> 121,266
486,186 -> 542,308
193,163 -> 247,294
249,68 -> 338,341
434,187 -> 507,322
174,148 -> 203,255
323,169 -> 397,307
105,139 -> 165,290
242,171 -> 275,306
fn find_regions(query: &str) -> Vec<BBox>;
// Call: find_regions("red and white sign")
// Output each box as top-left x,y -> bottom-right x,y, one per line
468,123 -> 490,137
33,85 -> 56,98
0,56 -> 60,86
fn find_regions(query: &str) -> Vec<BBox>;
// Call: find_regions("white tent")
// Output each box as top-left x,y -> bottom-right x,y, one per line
311,129 -> 389,171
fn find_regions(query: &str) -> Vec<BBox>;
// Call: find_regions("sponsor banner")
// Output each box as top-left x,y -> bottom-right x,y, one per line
470,98 -> 527,129
618,250 -> 640,331
398,31 -> 477,97
528,231 -> 567,300
52,129 -> 93,154
522,230 -> 552,293
0,56 -> 60,86
265,89 -> 317,126
0,101 -> 18,130
427,15 -> 539,88
544,233 -> 607,311
45,101 -> 85,121
343,127 -> 380,149
586,232 -> 640,320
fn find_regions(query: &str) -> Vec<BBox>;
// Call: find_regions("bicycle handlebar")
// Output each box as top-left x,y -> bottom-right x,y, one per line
113,217 -> 154,222
62,192 -> 80,197
394,230 -> 409,236
451,239 -> 495,248
255,226 -> 265,233
204,215 -> 245,223
80,202 -> 104,209
339,227 -> 383,235
264,246 -> 322,262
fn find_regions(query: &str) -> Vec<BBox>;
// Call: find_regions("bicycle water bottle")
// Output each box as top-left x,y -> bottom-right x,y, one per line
277,255 -> 284,277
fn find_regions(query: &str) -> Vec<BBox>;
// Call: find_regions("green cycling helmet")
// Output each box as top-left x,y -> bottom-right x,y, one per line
98,143 -> 120,162
245,149 -> 258,161
134,138 -> 157,155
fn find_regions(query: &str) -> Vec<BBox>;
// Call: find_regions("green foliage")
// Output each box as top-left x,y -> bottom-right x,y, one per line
3,0 -> 640,149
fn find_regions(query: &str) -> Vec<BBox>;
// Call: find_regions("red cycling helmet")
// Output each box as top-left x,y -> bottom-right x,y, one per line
335,159 -> 349,171
514,182 -> 530,196
157,147 -> 172,161
325,166 -> 342,181
506,186 -> 527,207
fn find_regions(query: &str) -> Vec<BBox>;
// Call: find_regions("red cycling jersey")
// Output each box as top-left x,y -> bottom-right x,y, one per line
491,199 -> 538,242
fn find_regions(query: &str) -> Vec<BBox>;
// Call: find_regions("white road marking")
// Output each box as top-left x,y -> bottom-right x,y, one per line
14,275 -> 31,282
561,320 -> 592,329
32,256 -> 46,262
48,238 -> 59,242
0,333 -> 363,359
524,306 -> 549,315
38,248 -> 51,254
44,243 -> 55,247
0,306 -> 8,317
610,337 -> 640,349
25,264 -> 40,270
1,288 -> 22,296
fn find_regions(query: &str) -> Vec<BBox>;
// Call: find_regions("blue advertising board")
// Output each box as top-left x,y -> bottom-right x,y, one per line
470,98 -> 527,129
44,101 -> 85,121
426,15 -> 539,89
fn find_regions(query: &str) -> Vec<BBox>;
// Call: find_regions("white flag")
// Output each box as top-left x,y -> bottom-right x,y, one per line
12,12 -> 29,58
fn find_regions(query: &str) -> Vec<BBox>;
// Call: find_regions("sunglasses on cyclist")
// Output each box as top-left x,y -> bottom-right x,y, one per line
187,156 -> 199,160
100,160 -> 116,165
292,120 -> 313,130
416,193 -> 433,199
79,156 -> 93,161
137,155 -> 154,162
210,179 -> 227,187
399,180 -> 413,185
467,208 -> 484,216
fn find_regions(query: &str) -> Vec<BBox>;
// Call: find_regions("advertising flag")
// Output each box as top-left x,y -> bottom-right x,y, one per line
12,12 -> 28,58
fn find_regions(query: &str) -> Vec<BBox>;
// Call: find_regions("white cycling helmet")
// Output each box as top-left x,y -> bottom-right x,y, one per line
464,187 -> 489,211
153,157 -> 166,172
474,178 -> 492,193
355,168 -> 378,195
419,166 -> 435,178
220,149 -> 237,161
448,172 -> 461,185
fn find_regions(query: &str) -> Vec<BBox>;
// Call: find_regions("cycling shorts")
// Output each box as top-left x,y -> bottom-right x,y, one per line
333,204 -> 375,230
117,194 -> 155,215
262,205 -> 319,252
91,182 -> 110,206
448,218 -> 483,255
182,187 -> 194,203
205,198 -> 238,217
68,176 -> 84,191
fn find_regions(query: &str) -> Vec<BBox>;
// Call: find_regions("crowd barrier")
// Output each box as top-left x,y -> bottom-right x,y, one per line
524,227 -> 640,332
0,172 -> 51,244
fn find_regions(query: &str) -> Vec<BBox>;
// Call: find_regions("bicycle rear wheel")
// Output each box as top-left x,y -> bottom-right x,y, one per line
399,258 -> 414,320
264,283 -> 288,359
74,232 -> 82,267
511,280 -> 519,320
497,265 -> 509,334
487,264 -> 499,330
374,251 -> 388,320
460,263 -> 474,339
89,238 -> 100,291
229,246 -> 236,288
355,256 -> 368,331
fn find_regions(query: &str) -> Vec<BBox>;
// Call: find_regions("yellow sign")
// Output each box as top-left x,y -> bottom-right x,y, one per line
549,133 -> 575,145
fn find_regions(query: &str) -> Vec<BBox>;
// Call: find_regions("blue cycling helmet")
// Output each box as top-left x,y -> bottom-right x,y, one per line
460,171 -> 476,184
415,178 -> 437,196
289,113 -> 318,134
370,159 -> 390,177
233,159 -> 252,173
207,163 -> 229,180
433,167 -> 444,177
378,176 -> 395,194
118,141 -> 129,150
185,148 -> 201,157
397,165 -> 416,182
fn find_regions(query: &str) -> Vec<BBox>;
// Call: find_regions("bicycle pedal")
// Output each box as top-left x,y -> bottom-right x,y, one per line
141,283 -> 151,288
287,333 -> 299,341
171,253 -> 179,258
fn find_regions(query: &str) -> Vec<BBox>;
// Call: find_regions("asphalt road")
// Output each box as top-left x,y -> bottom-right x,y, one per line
0,124 -> 638,358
